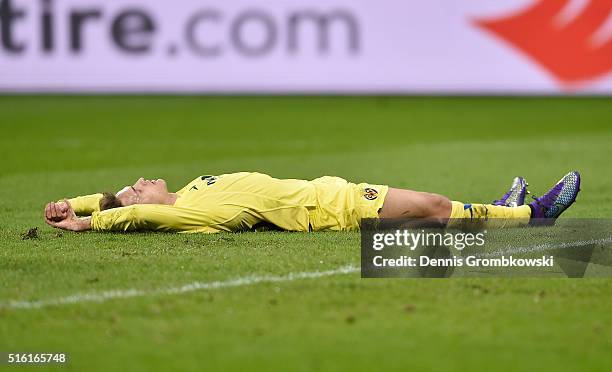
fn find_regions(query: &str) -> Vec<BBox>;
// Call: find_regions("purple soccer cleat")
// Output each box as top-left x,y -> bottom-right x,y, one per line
493,176 -> 528,207
529,171 -> 581,222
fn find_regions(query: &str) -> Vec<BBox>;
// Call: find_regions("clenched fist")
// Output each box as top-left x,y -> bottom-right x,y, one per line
44,201 -> 70,222
44,200 -> 91,232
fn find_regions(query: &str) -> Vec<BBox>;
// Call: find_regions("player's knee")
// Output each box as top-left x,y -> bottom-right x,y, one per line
424,193 -> 452,221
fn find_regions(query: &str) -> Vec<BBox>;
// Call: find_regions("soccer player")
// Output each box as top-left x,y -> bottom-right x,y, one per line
43,171 -> 580,233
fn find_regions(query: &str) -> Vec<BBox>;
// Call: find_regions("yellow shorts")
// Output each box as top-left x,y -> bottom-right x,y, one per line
308,176 -> 389,231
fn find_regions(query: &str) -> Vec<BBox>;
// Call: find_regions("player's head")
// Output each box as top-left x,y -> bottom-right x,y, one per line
100,178 -> 169,211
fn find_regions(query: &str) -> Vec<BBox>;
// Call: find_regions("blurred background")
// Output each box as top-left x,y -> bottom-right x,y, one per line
1,0 -> 611,93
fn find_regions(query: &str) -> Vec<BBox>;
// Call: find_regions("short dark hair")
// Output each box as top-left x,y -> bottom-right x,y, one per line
99,192 -> 123,211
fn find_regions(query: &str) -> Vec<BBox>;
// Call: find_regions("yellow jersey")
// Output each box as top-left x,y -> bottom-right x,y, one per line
66,172 -> 388,233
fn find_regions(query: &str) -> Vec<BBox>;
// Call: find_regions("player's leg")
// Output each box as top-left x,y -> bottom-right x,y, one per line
378,171 -> 580,227
447,176 -> 532,227
378,188 -> 452,221
379,176 -> 528,219
378,188 -> 531,227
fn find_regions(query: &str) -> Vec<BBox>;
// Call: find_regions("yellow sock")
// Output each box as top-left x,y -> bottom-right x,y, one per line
448,201 -> 531,228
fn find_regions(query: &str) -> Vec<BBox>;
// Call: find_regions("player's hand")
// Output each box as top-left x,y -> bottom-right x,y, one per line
44,200 -> 90,232
44,201 -> 70,222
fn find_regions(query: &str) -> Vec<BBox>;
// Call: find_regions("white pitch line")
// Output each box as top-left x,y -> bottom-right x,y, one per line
4,237 -> 612,310
2,265 -> 359,310
475,237 -> 612,258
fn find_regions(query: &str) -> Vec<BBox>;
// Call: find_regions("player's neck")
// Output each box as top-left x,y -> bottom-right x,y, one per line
164,193 -> 179,206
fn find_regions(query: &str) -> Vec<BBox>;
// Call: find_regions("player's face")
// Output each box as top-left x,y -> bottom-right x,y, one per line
116,178 -> 169,206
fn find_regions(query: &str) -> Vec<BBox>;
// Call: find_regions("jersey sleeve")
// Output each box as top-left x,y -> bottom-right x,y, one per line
90,204 -> 222,233
61,194 -> 103,216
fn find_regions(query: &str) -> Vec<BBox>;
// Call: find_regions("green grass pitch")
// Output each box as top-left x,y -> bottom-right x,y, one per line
1,96 -> 611,371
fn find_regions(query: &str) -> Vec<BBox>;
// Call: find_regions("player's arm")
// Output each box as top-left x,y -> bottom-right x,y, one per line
45,202 -> 222,233
91,204 -> 222,233
63,193 -> 103,215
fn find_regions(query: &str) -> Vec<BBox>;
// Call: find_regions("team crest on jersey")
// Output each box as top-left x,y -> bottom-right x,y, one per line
363,187 -> 378,200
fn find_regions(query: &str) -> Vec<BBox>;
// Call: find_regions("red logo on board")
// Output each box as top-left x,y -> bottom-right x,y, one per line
473,0 -> 612,86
